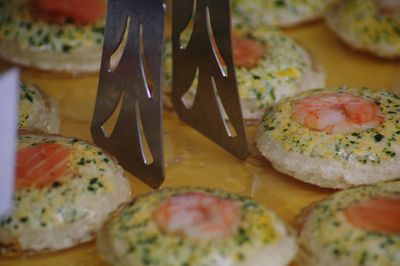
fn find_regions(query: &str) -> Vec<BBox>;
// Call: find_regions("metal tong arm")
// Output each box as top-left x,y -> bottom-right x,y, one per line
91,0 -> 166,188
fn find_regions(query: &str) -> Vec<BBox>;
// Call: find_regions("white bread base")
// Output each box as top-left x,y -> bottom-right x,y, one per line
256,130 -> 400,189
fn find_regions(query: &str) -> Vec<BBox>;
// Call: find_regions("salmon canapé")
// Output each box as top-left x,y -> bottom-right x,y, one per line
296,182 -> 400,266
292,93 -> 385,134
0,133 -> 132,254
345,197 -> 400,234
154,192 -> 241,240
16,142 -> 71,189
34,0 -> 106,25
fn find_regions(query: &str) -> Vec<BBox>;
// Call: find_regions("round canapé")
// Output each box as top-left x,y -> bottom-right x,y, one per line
0,133 -> 132,255
97,187 -> 297,266
164,24 -> 325,123
0,0 -> 106,74
296,181 -> 400,266
18,82 -> 60,134
231,0 -> 335,28
256,87 -> 400,188
325,0 -> 400,58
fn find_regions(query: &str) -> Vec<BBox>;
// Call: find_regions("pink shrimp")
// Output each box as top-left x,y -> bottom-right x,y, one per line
153,192 -> 241,240
292,93 -> 385,134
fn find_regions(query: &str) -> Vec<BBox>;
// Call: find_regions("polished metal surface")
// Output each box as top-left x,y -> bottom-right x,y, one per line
91,0 -> 165,188
171,0 -> 249,160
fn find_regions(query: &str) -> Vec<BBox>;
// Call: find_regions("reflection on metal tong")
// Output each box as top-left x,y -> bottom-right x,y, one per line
171,0 -> 250,160
91,0 -> 166,188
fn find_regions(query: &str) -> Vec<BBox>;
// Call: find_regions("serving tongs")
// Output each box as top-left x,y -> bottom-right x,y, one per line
171,0 -> 249,160
92,0 -> 249,188
91,0 -> 165,188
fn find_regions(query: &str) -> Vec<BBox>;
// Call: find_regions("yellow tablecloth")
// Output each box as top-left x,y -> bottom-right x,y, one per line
0,21 -> 399,266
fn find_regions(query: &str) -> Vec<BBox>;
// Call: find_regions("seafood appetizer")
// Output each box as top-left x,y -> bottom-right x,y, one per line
232,0 -> 334,28
256,87 -> 400,188
325,0 -> 400,58
0,0 -> 106,74
18,83 -> 59,133
164,25 -> 325,123
0,133 -> 131,255
296,181 -> 400,266
97,187 -> 297,266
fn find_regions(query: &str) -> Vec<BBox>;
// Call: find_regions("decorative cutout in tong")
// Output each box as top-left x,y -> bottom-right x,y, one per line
91,0 -> 165,188
171,0 -> 249,160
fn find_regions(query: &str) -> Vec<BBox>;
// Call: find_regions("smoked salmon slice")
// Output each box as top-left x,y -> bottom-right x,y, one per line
16,142 -> 71,189
345,197 -> 400,234
34,0 -> 106,25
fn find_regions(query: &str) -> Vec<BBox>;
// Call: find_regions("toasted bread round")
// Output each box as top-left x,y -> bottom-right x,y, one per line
0,0 -> 105,74
18,83 -> 60,134
97,187 -> 297,266
232,0 -> 334,28
0,133 -> 132,255
296,181 -> 400,266
164,26 -> 325,123
256,87 -> 400,189
325,0 -> 400,58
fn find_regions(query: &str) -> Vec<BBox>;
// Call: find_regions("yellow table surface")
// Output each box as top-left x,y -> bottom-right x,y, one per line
0,21 -> 399,266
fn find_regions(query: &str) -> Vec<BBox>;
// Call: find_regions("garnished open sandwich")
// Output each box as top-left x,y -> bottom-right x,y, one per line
0,132 -> 131,255
325,0 -> 400,58
97,187 -> 297,266
0,0 -> 106,74
296,181 -> 400,266
256,87 -> 400,188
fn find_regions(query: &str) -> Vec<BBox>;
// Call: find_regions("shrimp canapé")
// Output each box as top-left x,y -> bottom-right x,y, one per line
292,93 -> 385,134
231,34 -> 265,69
153,192 -> 241,240
213,33 -> 265,69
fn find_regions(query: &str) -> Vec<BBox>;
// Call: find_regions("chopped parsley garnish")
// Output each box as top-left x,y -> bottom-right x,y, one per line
374,133 -> 384,142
